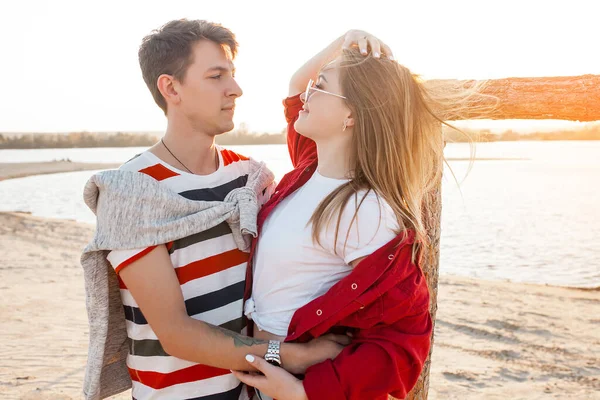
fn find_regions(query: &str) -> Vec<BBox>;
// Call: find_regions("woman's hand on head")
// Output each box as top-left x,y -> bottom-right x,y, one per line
342,29 -> 394,59
289,30 -> 394,96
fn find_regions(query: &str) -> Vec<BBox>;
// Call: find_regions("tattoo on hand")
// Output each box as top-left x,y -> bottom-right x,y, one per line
215,325 -> 269,348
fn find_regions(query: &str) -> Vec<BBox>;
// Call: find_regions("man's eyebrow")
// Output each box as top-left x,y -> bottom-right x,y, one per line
206,65 -> 236,74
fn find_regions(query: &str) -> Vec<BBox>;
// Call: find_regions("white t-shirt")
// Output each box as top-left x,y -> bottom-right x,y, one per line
246,170 -> 400,336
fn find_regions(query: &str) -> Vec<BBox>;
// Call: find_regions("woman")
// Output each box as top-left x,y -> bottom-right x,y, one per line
234,30 -> 454,400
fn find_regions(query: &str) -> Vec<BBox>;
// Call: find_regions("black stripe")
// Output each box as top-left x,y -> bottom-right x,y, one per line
127,318 -> 247,357
123,305 -> 147,325
185,281 -> 245,317
179,175 -> 248,202
124,153 -> 142,164
169,222 -> 233,254
185,382 -> 243,400
123,281 -> 245,325
128,338 -> 170,356
219,316 -> 245,333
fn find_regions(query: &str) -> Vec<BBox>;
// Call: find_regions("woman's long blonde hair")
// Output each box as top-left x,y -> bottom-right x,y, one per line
309,48 -> 490,262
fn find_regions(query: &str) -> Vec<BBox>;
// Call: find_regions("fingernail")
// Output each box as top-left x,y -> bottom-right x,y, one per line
389,55 -> 395,60
361,49 -> 367,55
374,52 -> 380,58
245,354 -> 255,363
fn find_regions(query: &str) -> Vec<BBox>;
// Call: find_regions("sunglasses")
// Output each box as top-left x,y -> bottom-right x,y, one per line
304,79 -> 347,101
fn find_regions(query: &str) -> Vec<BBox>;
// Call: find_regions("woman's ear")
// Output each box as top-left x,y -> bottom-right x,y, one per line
157,74 -> 180,107
344,116 -> 355,129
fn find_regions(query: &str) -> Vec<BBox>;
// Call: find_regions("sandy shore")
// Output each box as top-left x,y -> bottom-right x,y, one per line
0,212 -> 598,400
0,161 -> 121,181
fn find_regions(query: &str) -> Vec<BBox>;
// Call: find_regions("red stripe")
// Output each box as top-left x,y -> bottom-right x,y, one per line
138,164 -> 180,181
221,150 -> 232,166
118,275 -> 127,289
175,249 -> 249,285
220,149 -> 249,167
114,246 -> 158,274
129,364 -> 230,390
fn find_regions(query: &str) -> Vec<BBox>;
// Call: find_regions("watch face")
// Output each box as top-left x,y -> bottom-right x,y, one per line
266,359 -> 281,367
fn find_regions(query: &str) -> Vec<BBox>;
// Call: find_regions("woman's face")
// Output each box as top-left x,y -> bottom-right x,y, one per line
294,60 -> 352,142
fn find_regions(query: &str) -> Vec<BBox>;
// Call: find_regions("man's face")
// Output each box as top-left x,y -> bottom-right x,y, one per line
174,40 -> 242,136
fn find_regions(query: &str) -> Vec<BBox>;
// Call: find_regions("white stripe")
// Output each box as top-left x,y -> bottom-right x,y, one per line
190,300 -> 244,325
131,372 -> 241,400
121,289 -> 138,307
119,152 -> 156,172
125,300 -> 243,341
171,235 -> 238,269
126,320 -> 159,341
180,263 -> 246,300
127,354 -> 198,374
108,247 -> 149,270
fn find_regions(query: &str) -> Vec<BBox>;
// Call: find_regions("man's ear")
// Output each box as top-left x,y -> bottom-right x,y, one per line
157,74 -> 180,107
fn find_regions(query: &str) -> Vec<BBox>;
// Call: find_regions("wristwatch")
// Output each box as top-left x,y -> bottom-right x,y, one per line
264,340 -> 282,367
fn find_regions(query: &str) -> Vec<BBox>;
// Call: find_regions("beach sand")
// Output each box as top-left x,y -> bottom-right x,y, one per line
0,211 -> 598,400
0,162 -> 121,181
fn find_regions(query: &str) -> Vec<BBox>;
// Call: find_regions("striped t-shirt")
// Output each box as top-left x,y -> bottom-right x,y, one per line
107,146 -> 267,400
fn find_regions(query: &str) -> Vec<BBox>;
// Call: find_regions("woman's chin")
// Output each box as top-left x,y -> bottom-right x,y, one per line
293,119 -> 307,135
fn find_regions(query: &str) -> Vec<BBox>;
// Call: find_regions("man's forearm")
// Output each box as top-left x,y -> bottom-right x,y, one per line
162,317 -> 304,372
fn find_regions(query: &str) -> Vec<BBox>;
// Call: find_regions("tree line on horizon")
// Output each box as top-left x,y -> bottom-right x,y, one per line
0,124 -> 598,149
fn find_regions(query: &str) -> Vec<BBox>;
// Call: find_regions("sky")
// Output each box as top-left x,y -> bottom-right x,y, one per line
0,0 -> 598,134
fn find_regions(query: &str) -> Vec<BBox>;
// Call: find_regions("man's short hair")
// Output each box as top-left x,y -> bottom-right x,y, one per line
138,19 -> 238,114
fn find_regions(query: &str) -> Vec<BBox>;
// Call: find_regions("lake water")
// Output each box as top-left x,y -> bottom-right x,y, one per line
1,141 -> 598,288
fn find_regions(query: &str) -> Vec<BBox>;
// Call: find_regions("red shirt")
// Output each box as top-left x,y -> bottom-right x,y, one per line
243,94 -> 432,400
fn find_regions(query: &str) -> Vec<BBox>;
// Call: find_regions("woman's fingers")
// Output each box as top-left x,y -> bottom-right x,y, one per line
230,354 -> 272,387
231,369 -> 267,387
246,354 -> 273,374
323,333 -> 352,346
382,43 -> 395,60
341,36 -> 354,50
368,36 -> 382,58
343,30 -> 393,59
357,36 -> 369,55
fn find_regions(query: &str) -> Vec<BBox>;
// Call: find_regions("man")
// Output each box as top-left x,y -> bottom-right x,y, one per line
83,19 -> 346,400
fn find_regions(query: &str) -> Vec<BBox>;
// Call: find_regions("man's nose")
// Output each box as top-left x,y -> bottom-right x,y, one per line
228,78 -> 243,98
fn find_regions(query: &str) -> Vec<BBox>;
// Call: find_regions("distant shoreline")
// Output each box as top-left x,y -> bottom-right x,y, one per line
0,138 -> 599,150
0,161 -> 120,181
0,158 -> 530,182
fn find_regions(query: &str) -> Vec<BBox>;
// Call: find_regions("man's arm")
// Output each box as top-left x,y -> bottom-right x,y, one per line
119,245 -> 344,374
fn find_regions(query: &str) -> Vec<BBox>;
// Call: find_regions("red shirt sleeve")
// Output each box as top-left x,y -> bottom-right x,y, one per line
302,286 -> 433,400
283,94 -> 317,168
